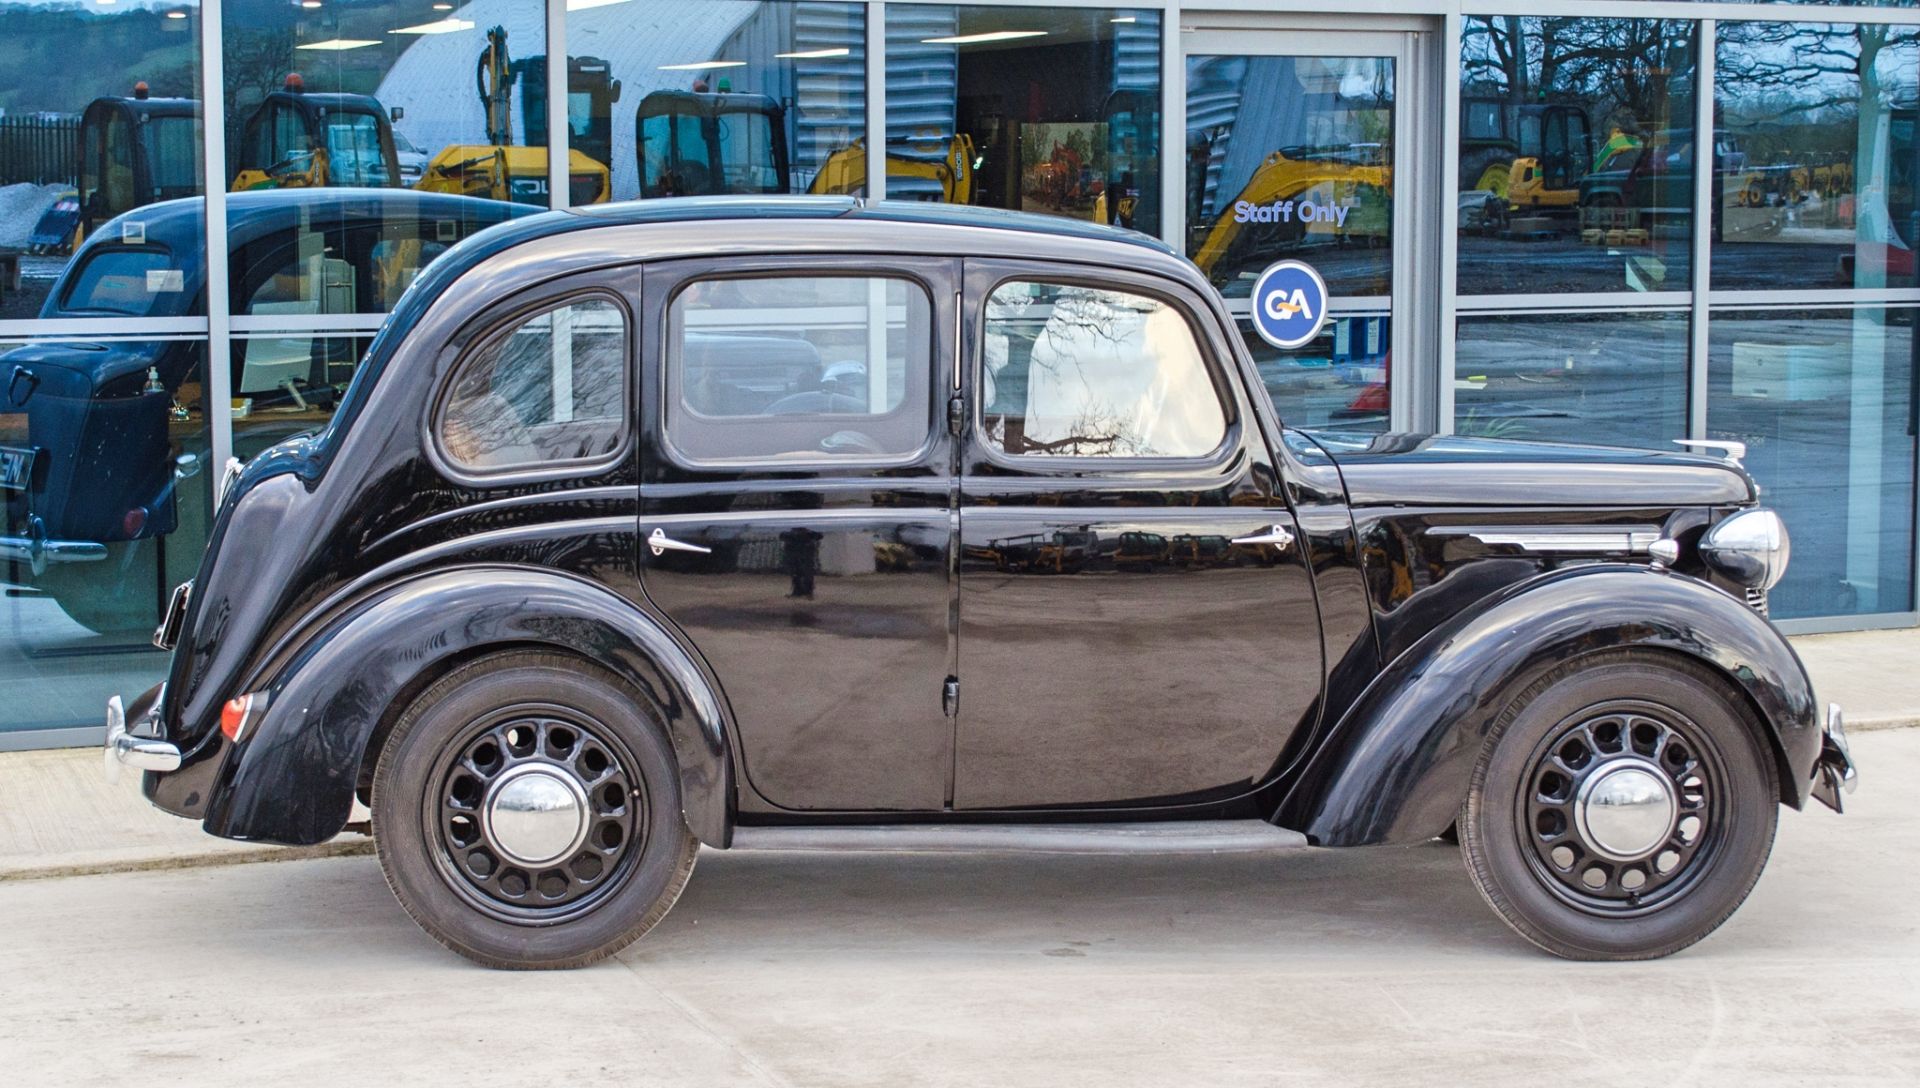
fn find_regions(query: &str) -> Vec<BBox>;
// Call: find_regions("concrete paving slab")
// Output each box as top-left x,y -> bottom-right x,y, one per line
1791,627 -> 1920,730
0,729 -> 1912,1086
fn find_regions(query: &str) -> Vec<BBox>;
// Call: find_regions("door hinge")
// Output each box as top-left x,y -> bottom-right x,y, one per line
947,393 -> 966,436
942,676 -> 959,718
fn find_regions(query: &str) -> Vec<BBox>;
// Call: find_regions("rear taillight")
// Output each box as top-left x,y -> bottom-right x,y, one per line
220,692 -> 268,742
122,506 -> 148,538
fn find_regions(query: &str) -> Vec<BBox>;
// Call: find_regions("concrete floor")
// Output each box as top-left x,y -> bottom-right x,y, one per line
0,730 -> 1913,1086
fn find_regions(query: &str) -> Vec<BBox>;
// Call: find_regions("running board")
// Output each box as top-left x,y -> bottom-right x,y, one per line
727,821 -> 1310,856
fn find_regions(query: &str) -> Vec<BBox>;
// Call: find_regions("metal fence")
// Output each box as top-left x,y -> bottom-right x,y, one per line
0,116 -> 78,188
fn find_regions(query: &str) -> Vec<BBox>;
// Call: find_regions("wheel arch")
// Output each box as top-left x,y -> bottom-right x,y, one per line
201,565 -> 736,848
1273,565 -> 1820,847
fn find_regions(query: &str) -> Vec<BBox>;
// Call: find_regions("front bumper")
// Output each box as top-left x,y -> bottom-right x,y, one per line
102,692 -> 180,782
1809,702 -> 1859,814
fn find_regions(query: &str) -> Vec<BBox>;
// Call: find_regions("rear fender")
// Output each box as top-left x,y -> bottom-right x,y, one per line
200,566 -> 734,847
1275,565 -> 1820,847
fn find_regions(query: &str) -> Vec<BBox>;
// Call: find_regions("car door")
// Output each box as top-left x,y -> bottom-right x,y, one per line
636,255 -> 959,811
955,259 -> 1323,810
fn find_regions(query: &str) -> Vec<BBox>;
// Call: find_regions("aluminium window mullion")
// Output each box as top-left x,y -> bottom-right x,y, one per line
1689,19 -> 1715,445
200,0 -> 232,494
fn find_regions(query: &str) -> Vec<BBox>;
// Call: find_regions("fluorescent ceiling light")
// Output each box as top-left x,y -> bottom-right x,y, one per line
301,1 -> 322,8
1111,15 -> 1137,23
390,17 -> 473,34
775,47 -> 851,60
922,30 -> 1047,45
165,9 -> 187,17
431,2 -> 452,8
659,60 -> 746,71
298,37 -> 381,50
567,0 -> 632,9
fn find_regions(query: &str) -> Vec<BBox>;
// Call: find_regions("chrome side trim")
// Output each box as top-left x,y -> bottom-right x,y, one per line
1433,527 -> 1661,554
1674,438 -> 1747,466
728,821 -> 1311,855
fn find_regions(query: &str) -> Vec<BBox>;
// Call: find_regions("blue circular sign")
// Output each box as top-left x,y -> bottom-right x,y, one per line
1249,260 -> 1330,350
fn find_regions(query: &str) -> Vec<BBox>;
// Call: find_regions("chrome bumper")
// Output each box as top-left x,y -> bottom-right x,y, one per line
0,515 -> 107,574
102,694 -> 180,783
1809,702 -> 1859,814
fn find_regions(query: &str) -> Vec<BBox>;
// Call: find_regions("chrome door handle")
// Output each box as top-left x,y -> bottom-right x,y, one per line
1231,524 -> 1295,550
648,527 -> 711,557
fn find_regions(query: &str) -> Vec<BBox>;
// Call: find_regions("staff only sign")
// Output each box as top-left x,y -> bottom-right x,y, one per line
1249,259 -> 1331,350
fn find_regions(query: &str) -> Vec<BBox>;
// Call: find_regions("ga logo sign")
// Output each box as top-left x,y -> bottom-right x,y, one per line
1249,260 -> 1330,350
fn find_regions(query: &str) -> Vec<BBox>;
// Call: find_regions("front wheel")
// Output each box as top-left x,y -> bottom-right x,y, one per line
372,651 -> 698,969
1460,652 -> 1779,960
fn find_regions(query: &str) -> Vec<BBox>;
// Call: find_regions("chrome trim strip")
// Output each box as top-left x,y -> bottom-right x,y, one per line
728,821 -> 1310,855
0,535 -> 108,564
1432,527 -> 1662,553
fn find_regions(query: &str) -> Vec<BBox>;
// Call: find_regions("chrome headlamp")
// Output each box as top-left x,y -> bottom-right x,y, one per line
1699,508 -> 1790,590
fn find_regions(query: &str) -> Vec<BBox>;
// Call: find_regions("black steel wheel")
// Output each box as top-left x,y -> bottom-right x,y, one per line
1460,651 -> 1779,960
373,651 -> 698,969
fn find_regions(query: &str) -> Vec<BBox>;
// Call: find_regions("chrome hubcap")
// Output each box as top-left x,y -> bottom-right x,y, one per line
484,764 -> 590,867
1573,759 -> 1677,861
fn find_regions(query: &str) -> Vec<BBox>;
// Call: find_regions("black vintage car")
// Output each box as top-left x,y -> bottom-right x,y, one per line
107,197 -> 1856,969
0,190 -> 530,634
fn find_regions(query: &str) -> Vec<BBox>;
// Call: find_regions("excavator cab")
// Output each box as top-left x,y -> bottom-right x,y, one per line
517,54 -> 622,171
1459,95 -> 1593,214
74,84 -> 200,245
232,78 -> 402,191
637,89 -> 789,197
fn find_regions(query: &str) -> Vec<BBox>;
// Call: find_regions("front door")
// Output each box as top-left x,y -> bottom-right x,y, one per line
953,260 -> 1323,810
1183,22 -> 1432,431
636,256 -> 959,812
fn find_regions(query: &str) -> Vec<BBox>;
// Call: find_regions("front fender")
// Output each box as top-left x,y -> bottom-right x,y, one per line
1275,566 -> 1820,847
201,566 -> 734,847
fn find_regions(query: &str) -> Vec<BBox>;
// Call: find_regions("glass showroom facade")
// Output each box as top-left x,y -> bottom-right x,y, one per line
1,0 -> 1915,745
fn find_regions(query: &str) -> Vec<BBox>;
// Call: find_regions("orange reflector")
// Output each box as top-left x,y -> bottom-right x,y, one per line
220,695 -> 252,741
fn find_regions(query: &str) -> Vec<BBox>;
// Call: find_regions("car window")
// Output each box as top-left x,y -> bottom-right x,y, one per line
58,247 -> 176,316
666,275 -> 932,463
440,296 -> 628,472
981,280 -> 1227,459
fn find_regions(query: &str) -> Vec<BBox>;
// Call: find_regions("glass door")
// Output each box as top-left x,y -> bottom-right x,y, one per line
1185,27 -> 1422,431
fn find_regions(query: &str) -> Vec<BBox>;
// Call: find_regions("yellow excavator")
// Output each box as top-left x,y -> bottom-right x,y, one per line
1459,95 -> 1594,222
808,132 -> 977,204
1187,142 -> 1390,288
415,26 -> 611,206
230,74 -> 404,193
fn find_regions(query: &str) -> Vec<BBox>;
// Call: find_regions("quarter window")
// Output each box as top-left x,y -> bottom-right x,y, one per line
666,275 -> 932,463
439,296 -> 628,472
981,281 -> 1227,459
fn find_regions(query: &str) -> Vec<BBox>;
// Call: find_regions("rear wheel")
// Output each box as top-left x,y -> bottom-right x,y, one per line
1459,652 -> 1779,960
372,651 -> 698,969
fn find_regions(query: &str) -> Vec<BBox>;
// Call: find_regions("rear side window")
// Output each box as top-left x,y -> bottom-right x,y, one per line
666,275 -> 932,463
981,280 -> 1227,459
59,248 -> 175,316
439,296 -> 629,473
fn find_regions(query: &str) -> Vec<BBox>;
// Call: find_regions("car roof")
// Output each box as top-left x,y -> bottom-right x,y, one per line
566,195 -> 1177,258
79,190 -> 534,255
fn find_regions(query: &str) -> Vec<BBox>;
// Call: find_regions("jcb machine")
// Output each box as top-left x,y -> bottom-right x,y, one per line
1458,93 -> 1594,227
1186,140 -> 1391,289
417,26 -> 612,206
231,74 -> 404,192
636,88 -> 789,197
63,83 -> 200,250
517,54 -> 622,174
808,133 -> 977,204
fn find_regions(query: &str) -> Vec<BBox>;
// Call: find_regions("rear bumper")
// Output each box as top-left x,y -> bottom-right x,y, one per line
1809,702 -> 1859,814
0,516 -> 108,572
102,692 -> 180,780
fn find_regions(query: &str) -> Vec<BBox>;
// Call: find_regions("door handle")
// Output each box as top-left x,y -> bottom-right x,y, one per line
1231,524 -> 1295,550
648,527 -> 712,557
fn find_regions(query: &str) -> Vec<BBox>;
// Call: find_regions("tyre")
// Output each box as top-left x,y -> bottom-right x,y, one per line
1459,651 -> 1779,960
372,650 -> 699,969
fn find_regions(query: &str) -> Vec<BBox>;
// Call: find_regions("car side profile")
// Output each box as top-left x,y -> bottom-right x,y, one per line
107,196 -> 1856,968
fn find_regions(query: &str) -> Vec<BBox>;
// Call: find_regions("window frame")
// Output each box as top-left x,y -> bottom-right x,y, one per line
968,264 -> 1243,473
656,265 -> 944,471
428,282 -> 636,485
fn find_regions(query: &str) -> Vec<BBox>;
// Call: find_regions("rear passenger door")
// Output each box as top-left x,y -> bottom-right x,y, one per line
955,261 -> 1323,810
636,256 -> 960,812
